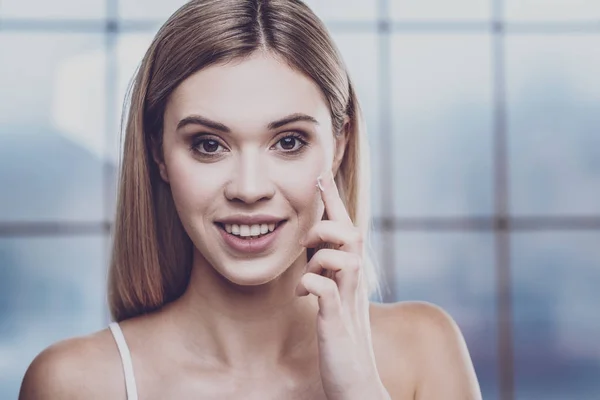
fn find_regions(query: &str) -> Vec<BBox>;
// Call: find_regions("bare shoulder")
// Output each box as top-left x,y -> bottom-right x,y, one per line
372,300 -> 462,335
370,301 -> 482,400
19,327 -> 124,400
370,300 -> 462,342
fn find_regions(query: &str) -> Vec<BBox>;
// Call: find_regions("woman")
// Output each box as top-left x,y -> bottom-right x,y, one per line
20,0 -> 481,399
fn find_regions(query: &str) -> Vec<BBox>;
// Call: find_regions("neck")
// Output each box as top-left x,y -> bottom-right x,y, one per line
165,249 -> 320,372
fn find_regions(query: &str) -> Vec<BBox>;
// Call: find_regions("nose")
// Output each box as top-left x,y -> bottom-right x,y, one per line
224,151 -> 275,204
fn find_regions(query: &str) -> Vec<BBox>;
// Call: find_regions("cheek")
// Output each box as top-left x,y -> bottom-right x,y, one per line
272,156 -> 326,228
165,152 -> 221,214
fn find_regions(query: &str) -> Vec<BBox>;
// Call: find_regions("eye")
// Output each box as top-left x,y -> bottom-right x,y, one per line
191,137 -> 227,156
272,133 -> 308,153
200,139 -> 221,153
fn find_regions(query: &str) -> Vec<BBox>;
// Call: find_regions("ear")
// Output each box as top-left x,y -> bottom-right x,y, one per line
332,117 -> 349,177
151,137 -> 170,183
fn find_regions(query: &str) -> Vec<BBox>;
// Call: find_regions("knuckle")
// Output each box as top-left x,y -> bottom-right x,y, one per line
323,278 -> 339,297
317,248 -> 334,261
311,250 -> 324,263
314,249 -> 331,266
317,230 -> 328,243
301,273 -> 312,284
305,261 -> 317,274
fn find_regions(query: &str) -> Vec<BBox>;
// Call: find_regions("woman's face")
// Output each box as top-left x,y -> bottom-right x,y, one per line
159,52 -> 345,286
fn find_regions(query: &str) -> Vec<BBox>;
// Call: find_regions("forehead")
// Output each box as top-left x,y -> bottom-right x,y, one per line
165,52 -> 332,131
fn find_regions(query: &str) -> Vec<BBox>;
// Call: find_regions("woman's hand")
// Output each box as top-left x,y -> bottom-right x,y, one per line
296,172 -> 391,400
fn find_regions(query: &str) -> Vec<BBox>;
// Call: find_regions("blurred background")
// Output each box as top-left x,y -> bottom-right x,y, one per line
0,0 -> 599,399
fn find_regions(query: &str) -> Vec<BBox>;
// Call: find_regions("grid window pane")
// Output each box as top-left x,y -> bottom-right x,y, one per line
330,32 -> 382,217
391,34 -> 494,217
0,33 -> 107,222
370,230 -> 394,303
303,0 -> 378,22
119,0 -> 379,22
505,0 -> 600,21
392,232 -> 499,400
0,236 -> 107,399
113,32 -> 157,158
118,0 -> 188,21
506,34 -> 600,216
391,0 -> 491,20
0,0 -> 106,19
369,230 -> 384,298
511,232 -> 600,400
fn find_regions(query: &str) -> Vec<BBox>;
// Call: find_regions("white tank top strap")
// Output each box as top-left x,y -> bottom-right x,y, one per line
109,322 -> 139,400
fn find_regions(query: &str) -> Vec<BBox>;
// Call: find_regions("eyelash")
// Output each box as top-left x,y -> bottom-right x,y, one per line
189,132 -> 309,158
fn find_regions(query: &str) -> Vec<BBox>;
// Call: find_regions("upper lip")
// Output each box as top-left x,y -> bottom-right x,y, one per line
215,214 -> 286,225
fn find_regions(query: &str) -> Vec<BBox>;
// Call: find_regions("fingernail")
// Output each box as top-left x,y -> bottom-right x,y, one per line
316,175 -> 325,192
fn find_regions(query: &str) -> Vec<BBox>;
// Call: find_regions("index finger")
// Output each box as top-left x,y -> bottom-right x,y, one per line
317,172 -> 353,225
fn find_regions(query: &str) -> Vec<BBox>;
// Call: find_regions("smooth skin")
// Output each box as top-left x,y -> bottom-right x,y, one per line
19,52 -> 481,400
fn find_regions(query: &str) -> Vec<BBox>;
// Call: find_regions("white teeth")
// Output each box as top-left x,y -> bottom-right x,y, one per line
222,222 -> 280,237
250,224 -> 261,236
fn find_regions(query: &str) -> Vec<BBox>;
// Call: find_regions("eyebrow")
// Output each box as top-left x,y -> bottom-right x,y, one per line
176,113 -> 320,133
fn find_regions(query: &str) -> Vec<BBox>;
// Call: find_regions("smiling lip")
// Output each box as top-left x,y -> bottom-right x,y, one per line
215,214 -> 285,226
216,221 -> 286,254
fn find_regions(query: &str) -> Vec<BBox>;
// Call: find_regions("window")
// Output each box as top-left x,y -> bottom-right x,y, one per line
1,1 -> 598,399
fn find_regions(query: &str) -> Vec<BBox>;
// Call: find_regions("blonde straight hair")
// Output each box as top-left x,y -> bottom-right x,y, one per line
108,0 -> 384,322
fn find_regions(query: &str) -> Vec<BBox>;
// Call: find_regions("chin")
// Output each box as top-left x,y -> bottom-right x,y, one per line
212,257 -> 295,287
201,239 -> 305,286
